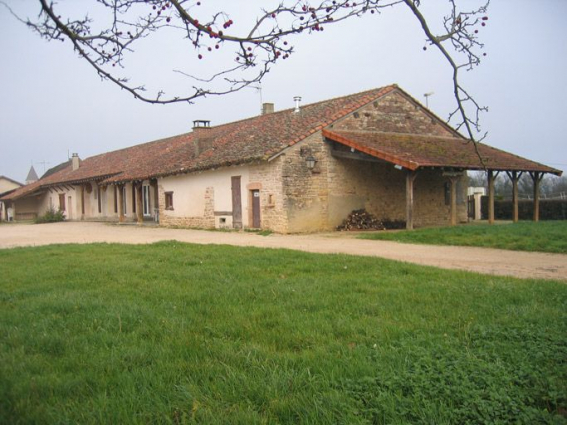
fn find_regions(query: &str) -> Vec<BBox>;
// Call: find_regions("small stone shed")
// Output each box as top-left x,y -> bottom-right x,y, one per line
1,85 -> 561,232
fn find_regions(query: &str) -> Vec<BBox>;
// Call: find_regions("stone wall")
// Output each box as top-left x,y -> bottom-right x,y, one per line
158,183 -> 215,228
282,133 -> 331,233
249,161 -> 288,233
155,90 -> 468,233
332,90 -> 455,137
281,134 -> 467,232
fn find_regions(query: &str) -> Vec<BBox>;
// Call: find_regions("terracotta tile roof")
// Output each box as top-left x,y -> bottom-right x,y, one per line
2,86 -> 397,200
323,129 -> 562,175
2,84 -> 561,201
104,85 -> 398,182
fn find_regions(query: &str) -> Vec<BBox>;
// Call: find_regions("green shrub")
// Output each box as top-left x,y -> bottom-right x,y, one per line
35,206 -> 65,224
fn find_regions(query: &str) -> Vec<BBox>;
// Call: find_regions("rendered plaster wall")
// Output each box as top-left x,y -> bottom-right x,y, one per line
159,167 -> 252,229
0,178 -> 21,193
39,187 -> 79,220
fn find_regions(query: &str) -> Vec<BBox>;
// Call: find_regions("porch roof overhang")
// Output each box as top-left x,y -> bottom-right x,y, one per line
322,129 -> 562,176
0,173 -> 122,202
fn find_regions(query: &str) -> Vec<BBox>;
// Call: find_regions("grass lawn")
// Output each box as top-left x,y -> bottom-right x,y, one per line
359,221 -> 567,254
1,242 -> 566,424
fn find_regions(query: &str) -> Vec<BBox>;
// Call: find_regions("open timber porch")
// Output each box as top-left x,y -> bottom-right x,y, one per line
323,129 -> 562,230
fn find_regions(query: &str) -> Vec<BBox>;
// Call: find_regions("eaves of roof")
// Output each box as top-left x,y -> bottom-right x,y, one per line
323,129 -> 562,175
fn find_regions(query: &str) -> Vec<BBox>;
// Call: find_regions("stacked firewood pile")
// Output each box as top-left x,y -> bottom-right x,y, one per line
337,209 -> 386,231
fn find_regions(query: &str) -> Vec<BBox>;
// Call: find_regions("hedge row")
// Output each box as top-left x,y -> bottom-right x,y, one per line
480,197 -> 567,220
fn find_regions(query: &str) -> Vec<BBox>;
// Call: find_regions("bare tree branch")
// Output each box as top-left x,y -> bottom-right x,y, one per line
3,0 -> 490,145
403,0 -> 489,146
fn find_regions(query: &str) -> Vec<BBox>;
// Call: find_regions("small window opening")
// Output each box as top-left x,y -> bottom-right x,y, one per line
165,192 -> 174,210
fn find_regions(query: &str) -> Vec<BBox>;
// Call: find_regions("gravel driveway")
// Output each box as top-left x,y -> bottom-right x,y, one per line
1,222 -> 566,282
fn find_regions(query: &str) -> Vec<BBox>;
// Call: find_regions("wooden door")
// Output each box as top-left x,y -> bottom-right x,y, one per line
252,190 -> 261,228
231,176 -> 242,229
59,194 -> 66,211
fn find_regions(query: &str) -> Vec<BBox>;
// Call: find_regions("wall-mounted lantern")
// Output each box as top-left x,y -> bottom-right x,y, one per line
305,155 -> 317,170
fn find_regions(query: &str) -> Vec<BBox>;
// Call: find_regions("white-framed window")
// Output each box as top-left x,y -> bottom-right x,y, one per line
142,185 -> 151,216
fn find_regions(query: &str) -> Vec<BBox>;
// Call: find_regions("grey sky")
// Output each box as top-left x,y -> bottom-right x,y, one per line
1,1 -> 565,184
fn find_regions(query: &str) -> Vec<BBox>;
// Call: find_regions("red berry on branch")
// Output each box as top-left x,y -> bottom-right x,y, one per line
482,16 -> 488,20
198,54 -> 203,59
482,22 -> 486,26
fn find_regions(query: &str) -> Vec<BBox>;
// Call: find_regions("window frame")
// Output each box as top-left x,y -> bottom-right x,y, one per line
164,191 -> 174,211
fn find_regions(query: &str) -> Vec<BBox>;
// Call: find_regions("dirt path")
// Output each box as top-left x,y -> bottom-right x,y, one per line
1,222 -> 566,281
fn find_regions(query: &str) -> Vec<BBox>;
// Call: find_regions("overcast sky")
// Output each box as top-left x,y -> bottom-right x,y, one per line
1,0 -> 566,184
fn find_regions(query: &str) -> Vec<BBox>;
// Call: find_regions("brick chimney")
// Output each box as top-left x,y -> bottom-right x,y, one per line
192,120 -> 213,156
71,153 -> 80,171
262,103 -> 274,115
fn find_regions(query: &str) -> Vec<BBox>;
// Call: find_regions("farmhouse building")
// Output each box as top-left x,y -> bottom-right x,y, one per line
1,85 -> 561,231
0,176 -> 24,222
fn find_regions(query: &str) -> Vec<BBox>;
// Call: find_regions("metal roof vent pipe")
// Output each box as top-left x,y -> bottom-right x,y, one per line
293,96 -> 302,113
72,153 -> 80,171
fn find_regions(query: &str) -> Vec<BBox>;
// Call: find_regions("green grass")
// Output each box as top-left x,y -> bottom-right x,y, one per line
1,242 -> 566,424
359,221 -> 567,254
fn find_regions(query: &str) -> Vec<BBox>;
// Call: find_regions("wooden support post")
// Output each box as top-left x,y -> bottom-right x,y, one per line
405,170 -> 418,230
118,184 -> 125,223
487,170 -> 496,224
530,172 -> 543,222
487,170 -> 494,224
506,171 -> 523,223
81,184 -> 85,219
136,183 -> 144,224
449,176 -> 459,226
151,179 -> 159,221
